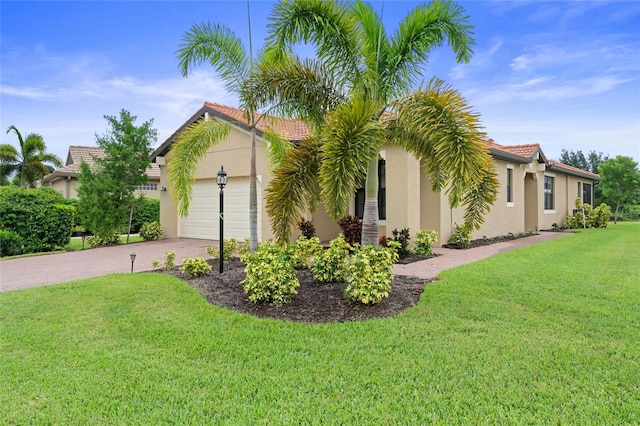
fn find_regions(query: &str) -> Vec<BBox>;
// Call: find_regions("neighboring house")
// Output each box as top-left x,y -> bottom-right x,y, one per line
41,145 -> 161,199
151,102 -> 600,246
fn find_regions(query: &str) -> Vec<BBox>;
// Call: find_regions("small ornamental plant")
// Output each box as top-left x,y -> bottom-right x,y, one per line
151,251 -> 176,271
447,223 -> 471,249
241,242 -> 299,304
414,229 -> 438,256
290,236 -> 323,269
180,257 -> 211,278
344,241 -> 399,305
206,238 -> 238,261
391,227 -> 411,258
139,221 -> 163,241
87,232 -> 120,247
297,218 -> 316,239
337,215 -> 362,245
312,234 -> 353,283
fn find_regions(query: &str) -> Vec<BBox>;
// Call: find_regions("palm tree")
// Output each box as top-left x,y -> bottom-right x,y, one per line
0,126 -> 63,188
170,4 -> 281,253
249,0 -> 498,245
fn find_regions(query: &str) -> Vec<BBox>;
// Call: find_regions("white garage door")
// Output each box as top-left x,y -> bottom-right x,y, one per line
179,177 -> 261,241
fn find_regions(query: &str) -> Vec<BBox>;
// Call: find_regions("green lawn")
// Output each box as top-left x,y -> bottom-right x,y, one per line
1,224 -> 639,424
64,234 -> 144,251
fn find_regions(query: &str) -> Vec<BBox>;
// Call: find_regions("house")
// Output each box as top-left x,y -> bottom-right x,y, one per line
151,102 -> 600,246
41,146 -> 161,199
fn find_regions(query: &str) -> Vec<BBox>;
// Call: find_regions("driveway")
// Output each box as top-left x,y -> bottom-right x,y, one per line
0,238 -> 214,292
0,232 -> 571,293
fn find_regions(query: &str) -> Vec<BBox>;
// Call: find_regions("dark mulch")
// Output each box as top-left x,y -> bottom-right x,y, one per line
166,259 -> 432,323
443,232 -> 537,249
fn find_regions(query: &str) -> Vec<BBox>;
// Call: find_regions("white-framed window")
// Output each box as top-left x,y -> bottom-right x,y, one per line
506,166 -> 513,205
136,183 -> 158,191
544,175 -> 554,210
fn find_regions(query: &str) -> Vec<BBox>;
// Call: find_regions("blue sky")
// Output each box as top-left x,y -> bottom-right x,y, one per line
2,1 -> 639,165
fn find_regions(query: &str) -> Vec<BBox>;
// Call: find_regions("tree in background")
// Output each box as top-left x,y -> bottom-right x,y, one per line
0,126 -> 63,188
249,0 -> 497,245
559,149 -> 609,204
597,156 -> 640,223
77,110 -> 157,241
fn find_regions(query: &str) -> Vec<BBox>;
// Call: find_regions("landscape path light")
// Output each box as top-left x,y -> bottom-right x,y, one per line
217,166 -> 228,274
130,253 -> 136,273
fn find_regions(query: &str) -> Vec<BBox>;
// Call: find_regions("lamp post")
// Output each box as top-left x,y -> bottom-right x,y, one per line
217,166 -> 228,274
130,253 -> 137,273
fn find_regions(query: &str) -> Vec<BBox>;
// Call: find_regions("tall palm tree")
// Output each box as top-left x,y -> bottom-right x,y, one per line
0,125 -> 63,188
170,4 -> 280,252
249,0 -> 498,245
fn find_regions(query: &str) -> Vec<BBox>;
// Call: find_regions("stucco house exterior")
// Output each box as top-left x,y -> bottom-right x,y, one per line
151,102 -> 600,246
42,146 -> 161,199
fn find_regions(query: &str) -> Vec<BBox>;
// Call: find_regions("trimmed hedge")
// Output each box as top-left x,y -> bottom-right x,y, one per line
0,229 -> 23,257
0,187 -> 74,253
131,198 -> 160,233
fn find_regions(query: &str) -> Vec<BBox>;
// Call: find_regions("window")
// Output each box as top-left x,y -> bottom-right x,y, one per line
136,183 -> 158,191
506,168 -> 513,203
355,159 -> 386,220
544,176 -> 554,210
582,183 -> 592,205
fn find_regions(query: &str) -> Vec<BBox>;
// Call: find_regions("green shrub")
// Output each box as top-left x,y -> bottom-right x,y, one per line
241,242 -> 299,304
164,251 -> 176,270
139,221 -> 163,241
131,198 -> 160,233
447,223 -> 471,248
87,232 -> 121,247
297,218 -> 316,239
206,238 -> 239,261
290,236 -> 324,269
344,242 -> 399,305
414,229 -> 438,256
312,234 -> 353,283
237,239 -> 251,260
391,227 -> 411,258
180,257 -> 212,278
0,229 -> 23,257
591,203 -> 612,228
0,187 -> 74,253
337,215 -> 362,245
620,204 -> 640,220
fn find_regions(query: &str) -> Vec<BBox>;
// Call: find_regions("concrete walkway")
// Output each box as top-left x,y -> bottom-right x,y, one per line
0,232 -> 571,293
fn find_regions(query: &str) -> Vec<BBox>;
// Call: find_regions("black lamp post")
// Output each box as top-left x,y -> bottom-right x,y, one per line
130,253 -> 136,273
217,166 -> 228,274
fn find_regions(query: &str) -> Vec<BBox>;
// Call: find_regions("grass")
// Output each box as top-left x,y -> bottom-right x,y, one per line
1,223 -> 639,424
64,234 -> 144,251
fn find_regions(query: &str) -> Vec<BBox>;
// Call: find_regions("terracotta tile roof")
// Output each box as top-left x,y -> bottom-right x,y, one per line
487,139 -> 599,180
487,139 -> 541,160
42,145 -> 159,182
548,159 -> 600,179
204,102 -> 311,141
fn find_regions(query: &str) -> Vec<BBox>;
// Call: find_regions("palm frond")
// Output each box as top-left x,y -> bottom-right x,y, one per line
386,0 -> 474,97
261,128 -> 294,171
390,79 -> 497,229
243,57 -> 347,130
350,0 -> 390,102
167,119 -> 232,216
320,97 -> 385,219
266,136 -> 322,242
176,22 -> 250,94
266,0 -> 361,83
461,164 -> 500,230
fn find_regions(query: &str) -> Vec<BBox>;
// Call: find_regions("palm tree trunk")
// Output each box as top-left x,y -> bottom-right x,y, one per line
249,127 -> 259,252
361,156 -> 379,247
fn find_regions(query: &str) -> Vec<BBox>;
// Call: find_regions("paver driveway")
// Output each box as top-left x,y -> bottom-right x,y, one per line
0,232 -> 571,293
0,238 -> 213,292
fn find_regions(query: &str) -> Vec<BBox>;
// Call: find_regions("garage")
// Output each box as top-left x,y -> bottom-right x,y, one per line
179,177 -> 261,241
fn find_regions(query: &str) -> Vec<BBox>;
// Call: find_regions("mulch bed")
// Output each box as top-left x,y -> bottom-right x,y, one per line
443,232 -> 537,249
165,259 -> 433,323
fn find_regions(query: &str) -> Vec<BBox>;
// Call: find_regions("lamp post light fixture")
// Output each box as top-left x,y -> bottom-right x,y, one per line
217,166 -> 228,274
130,253 -> 137,273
